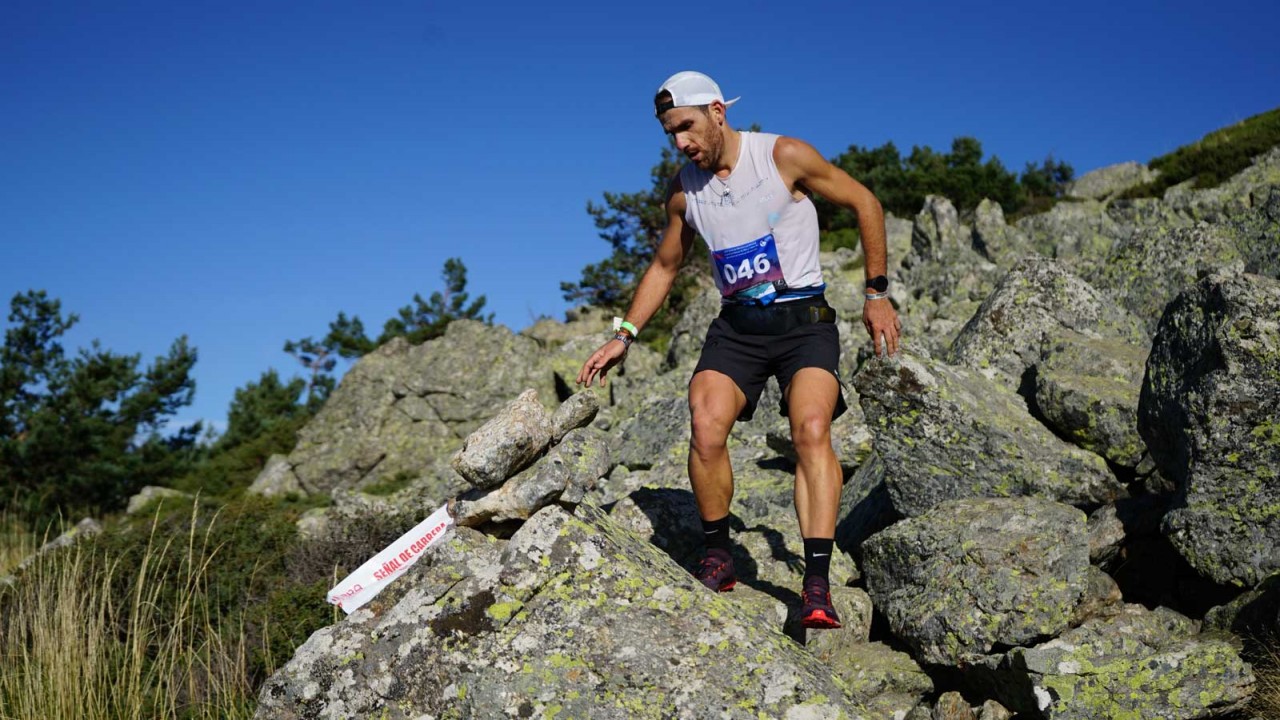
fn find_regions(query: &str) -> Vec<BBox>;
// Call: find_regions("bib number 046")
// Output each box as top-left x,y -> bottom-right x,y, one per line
722,253 -> 773,285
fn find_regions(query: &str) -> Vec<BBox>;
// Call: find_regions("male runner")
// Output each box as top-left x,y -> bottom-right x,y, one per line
577,71 -> 901,629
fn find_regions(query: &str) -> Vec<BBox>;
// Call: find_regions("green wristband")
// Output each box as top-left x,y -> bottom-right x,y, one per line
619,321 -> 639,337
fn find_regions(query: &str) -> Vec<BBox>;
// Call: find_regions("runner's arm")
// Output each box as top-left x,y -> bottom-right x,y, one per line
577,179 -> 694,387
774,137 -> 902,356
621,179 -> 695,334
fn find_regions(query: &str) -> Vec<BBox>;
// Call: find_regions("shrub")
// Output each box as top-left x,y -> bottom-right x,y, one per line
170,412 -> 310,498
1123,106 -> 1280,198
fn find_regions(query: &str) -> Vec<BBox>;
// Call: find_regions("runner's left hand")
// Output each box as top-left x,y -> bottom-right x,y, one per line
863,298 -> 902,357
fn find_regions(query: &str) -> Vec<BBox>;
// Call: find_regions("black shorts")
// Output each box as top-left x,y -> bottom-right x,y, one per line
692,299 -> 848,422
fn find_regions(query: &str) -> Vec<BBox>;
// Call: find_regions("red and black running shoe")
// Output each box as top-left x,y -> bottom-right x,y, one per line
799,576 -> 842,629
694,548 -> 737,592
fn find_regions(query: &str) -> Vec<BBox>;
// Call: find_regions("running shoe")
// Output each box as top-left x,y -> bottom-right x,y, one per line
799,576 -> 842,629
694,548 -> 737,592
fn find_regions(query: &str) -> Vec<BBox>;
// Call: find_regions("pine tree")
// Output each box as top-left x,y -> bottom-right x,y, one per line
378,258 -> 492,345
217,369 -> 308,451
283,257 -> 494,405
0,290 -> 199,522
561,138 -> 709,346
282,337 -> 338,406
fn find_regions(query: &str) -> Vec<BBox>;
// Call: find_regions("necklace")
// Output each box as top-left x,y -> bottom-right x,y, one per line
710,173 -> 733,206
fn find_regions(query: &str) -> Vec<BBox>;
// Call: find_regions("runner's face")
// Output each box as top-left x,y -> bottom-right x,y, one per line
659,105 -> 723,170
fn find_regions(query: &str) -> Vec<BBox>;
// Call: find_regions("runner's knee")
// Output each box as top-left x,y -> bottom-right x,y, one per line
790,413 -> 831,454
689,404 -> 734,456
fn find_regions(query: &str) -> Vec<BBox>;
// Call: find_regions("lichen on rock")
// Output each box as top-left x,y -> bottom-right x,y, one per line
1033,330 -> 1149,468
861,496 -> 1089,665
255,504 -> 889,719
947,256 -> 1146,391
972,604 -> 1255,720
854,352 -> 1124,517
451,388 -> 554,490
1141,271 -> 1280,587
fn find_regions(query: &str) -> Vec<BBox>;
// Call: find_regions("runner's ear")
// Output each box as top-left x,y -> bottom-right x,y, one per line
709,100 -> 725,124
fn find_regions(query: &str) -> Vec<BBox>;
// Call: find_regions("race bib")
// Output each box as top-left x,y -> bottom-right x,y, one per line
712,234 -> 785,304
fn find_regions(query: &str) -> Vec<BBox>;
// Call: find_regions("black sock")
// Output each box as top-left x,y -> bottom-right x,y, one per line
803,538 -> 834,582
701,515 -> 731,552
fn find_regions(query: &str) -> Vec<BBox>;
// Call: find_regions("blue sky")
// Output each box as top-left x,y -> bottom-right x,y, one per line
3,0 -> 1278,434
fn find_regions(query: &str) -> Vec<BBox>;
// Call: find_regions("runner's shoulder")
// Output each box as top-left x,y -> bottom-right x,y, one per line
665,172 -> 688,214
772,135 -> 824,169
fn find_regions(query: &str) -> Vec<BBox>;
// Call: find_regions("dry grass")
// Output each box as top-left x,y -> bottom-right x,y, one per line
0,504 -> 260,719
0,512 -> 37,576
1249,632 -> 1280,719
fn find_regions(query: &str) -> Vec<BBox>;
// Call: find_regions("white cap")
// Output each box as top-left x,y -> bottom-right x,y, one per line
655,71 -> 740,115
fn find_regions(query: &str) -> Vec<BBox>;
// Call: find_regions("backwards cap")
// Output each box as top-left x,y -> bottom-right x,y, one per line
655,71 -> 740,116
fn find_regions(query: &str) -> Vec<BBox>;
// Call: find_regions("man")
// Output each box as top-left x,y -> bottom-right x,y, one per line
577,71 -> 901,629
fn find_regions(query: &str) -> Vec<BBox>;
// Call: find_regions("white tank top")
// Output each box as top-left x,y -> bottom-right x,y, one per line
680,132 -> 824,304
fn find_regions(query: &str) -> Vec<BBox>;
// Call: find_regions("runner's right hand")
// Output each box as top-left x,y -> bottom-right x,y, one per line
577,339 -> 628,388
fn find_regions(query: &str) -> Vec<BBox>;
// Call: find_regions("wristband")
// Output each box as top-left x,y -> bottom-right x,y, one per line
613,317 -> 639,338
864,291 -> 891,301
613,332 -> 633,349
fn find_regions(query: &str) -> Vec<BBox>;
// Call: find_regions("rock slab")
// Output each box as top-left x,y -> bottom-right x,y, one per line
948,256 -> 1146,390
1140,272 -> 1280,587
855,352 -> 1124,518
1034,331 -> 1149,468
862,497 -> 1089,665
1066,161 -> 1157,200
256,504 -> 889,719
976,604 -> 1255,719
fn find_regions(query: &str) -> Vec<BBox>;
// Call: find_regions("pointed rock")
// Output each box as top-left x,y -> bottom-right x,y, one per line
549,391 -> 599,443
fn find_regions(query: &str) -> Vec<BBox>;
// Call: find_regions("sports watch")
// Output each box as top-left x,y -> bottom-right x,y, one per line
865,275 -> 889,293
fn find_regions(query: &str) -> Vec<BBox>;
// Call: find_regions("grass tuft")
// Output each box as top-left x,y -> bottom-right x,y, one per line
0,511 -> 37,576
1247,631 -> 1280,719
0,503 -> 260,719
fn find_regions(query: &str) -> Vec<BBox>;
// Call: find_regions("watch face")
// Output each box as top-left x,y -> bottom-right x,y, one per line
866,275 -> 889,292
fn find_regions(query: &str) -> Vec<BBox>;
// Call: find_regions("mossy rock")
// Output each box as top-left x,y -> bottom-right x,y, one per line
972,604 -> 1255,719
256,504 -> 891,719
1140,272 -> 1280,586
862,496 -> 1089,665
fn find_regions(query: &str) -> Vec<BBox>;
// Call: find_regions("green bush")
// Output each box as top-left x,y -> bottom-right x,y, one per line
360,470 -> 416,497
170,413 -> 310,498
1124,107 -> 1280,198
819,227 -> 862,253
